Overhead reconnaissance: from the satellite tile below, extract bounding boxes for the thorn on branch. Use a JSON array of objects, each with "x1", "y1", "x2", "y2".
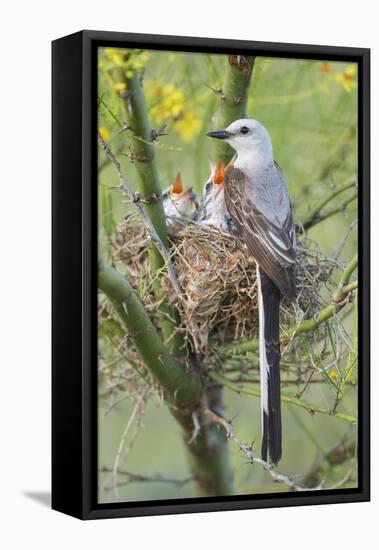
[
  {"x1": 151, "y1": 124, "x2": 168, "y2": 141},
  {"x1": 188, "y1": 412, "x2": 201, "y2": 444},
  {"x1": 233, "y1": 96, "x2": 245, "y2": 106},
  {"x1": 228, "y1": 55, "x2": 253, "y2": 78},
  {"x1": 131, "y1": 191, "x2": 162, "y2": 205},
  {"x1": 121, "y1": 147, "x2": 152, "y2": 163},
  {"x1": 205, "y1": 84, "x2": 226, "y2": 102},
  {"x1": 202, "y1": 407, "x2": 341, "y2": 492},
  {"x1": 119, "y1": 122, "x2": 134, "y2": 133}
]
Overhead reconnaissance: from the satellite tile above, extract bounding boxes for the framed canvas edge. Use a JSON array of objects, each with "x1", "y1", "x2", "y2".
[{"x1": 53, "y1": 30, "x2": 370, "y2": 521}]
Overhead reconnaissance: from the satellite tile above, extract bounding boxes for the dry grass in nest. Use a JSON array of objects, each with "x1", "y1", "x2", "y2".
[{"x1": 112, "y1": 214, "x2": 341, "y2": 358}]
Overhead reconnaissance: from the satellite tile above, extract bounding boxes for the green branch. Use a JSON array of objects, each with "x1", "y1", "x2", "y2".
[
  {"x1": 209, "y1": 371, "x2": 357, "y2": 425},
  {"x1": 301, "y1": 435, "x2": 356, "y2": 487},
  {"x1": 119, "y1": 72, "x2": 167, "y2": 242},
  {"x1": 333, "y1": 255, "x2": 358, "y2": 301},
  {"x1": 98, "y1": 260, "x2": 200, "y2": 404},
  {"x1": 213, "y1": 55, "x2": 255, "y2": 164},
  {"x1": 98, "y1": 133, "x2": 182, "y2": 297},
  {"x1": 111, "y1": 66, "x2": 184, "y2": 355},
  {"x1": 99, "y1": 261, "x2": 234, "y2": 496},
  {"x1": 220, "y1": 256, "x2": 358, "y2": 355},
  {"x1": 302, "y1": 181, "x2": 357, "y2": 230}
]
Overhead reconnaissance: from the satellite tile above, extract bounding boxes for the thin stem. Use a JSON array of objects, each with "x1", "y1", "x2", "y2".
[
  {"x1": 100, "y1": 466, "x2": 194, "y2": 491},
  {"x1": 98, "y1": 133, "x2": 182, "y2": 297},
  {"x1": 302, "y1": 181, "x2": 357, "y2": 230},
  {"x1": 203, "y1": 408, "x2": 322, "y2": 491},
  {"x1": 209, "y1": 371, "x2": 357, "y2": 425},
  {"x1": 219, "y1": 257, "x2": 358, "y2": 355},
  {"x1": 301, "y1": 435, "x2": 356, "y2": 487}
]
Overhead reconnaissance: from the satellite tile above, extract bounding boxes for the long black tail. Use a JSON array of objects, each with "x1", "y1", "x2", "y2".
[{"x1": 257, "y1": 266, "x2": 282, "y2": 464}]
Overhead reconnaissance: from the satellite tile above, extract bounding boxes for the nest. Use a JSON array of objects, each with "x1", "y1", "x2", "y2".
[{"x1": 112, "y1": 214, "x2": 341, "y2": 357}]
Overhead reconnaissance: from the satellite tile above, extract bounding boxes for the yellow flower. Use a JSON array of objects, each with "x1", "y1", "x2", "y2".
[
  {"x1": 329, "y1": 370, "x2": 337, "y2": 379},
  {"x1": 132, "y1": 51, "x2": 150, "y2": 70},
  {"x1": 174, "y1": 111, "x2": 201, "y2": 142},
  {"x1": 345, "y1": 64, "x2": 357, "y2": 78},
  {"x1": 318, "y1": 62, "x2": 333, "y2": 73},
  {"x1": 149, "y1": 83, "x2": 186, "y2": 124},
  {"x1": 162, "y1": 83, "x2": 176, "y2": 95},
  {"x1": 99, "y1": 127, "x2": 110, "y2": 141},
  {"x1": 335, "y1": 64, "x2": 357, "y2": 92},
  {"x1": 103, "y1": 48, "x2": 150, "y2": 75},
  {"x1": 114, "y1": 82, "x2": 126, "y2": 92},
  {"x1": 146, "y1": 81, "x2": 200, "y2": 142},
  {"x1": 104, "y1": 48, "x2": 125, "y2": 67}
]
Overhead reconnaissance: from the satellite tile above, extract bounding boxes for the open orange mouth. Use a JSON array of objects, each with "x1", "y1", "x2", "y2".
[
  {"x1": 212, "y1": 161, "x2": 225, "y2": 186},
  {"x1": 171, "y1": 173, "x2": 184, "y2": 195}
]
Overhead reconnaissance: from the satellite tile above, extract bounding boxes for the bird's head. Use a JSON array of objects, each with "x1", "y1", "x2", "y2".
[
  {"x1": 166, "y1": 173, "x2": 195, "y2": 202},
  {"x1": 207, "y1": 119, "x2": 273, "y2": 162},
  {"x1": 163, "y1": 173, "x2": 198, "y2": 221},
  {"x1": 203, "y1": 160, "x2": 225, "y2": 196}
]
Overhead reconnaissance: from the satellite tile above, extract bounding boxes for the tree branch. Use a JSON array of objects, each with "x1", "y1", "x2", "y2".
[
  {"x1": 203, "y1": 408, "x2": 322, "y2": 491},
  {"x1": 208, "y1": 372, "x2": 356, "y2": 424},
  {"x1": 301, "y1": 435, "x2": 356, "y2": 487},
  {"x1": 302, "y1": 181, "x2": 357, "y2": 230},
  {"x1": 98, "y1": 133, "x2": 182, "y2": 297},
  {"x1": 100, "y1": 466, "x2": 194, "y2": 491},
  {"x1": 220, "y1": 256, "x2": 358, "y2": 354},
  {"x1": 111, "y1": 64, "x2": 184, "y2": 355},
  {"x1": 98, "y1": 260, "x2": 201, "y2": 404},
  {"x1": 100, "y1": 58, "x2": 236, "y2": 498},
  {"x1": 213, "y1": 55, "x2": 255, "y2": 165}
]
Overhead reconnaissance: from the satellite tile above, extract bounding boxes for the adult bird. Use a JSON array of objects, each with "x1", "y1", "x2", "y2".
[{"x1": 207, "y1": 119, "x2": 296, "y2": 464}]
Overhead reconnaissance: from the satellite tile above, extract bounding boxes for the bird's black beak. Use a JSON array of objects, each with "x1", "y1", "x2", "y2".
[{"x1": 207, "y1": 130, "x2": 232, "y2": 140}]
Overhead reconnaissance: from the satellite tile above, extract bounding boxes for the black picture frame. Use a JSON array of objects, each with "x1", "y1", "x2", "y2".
[{"x1": 52, "y1": 30, "x2": 370, "y2": 520}]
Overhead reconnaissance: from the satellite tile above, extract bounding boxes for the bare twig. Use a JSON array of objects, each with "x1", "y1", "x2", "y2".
[
  {"x1": 100, "y1": 466, "x2": 194, "y2": 491},
  {"x1": 302, "y1": 435, "x2": 356, "y2": 487},
  {"x1": 208, "y1": 371, "x2": 356, "y2": 424},
  {"x1": 112, "y1": 388, "x2": 148, "y2": 498},
  {"x1": 302, "y1": 181, "x2": 357, "y2": 231},
  {"x1": 203, "y1": 408, "x2": 320, "y2": 491},
  {"x1": 98, "y1": 133, "x2": 183, "y2": 297},
  {"x1": 220, "y1": 257, "x2": 358, "y2": 356},
  {"x1": 188, "y1": 412, "x2": 201, "y2": 444},
  {"x1": 203, "y1": 408, "x2": 355, "y2": 492}
]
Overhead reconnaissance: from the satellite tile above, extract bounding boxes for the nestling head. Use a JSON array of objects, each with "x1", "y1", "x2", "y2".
[
  {"x1": 207, "y1": 119, "x2": 273, "y2": 168},
  {"x1": 203, "y1": 160, "x2": 225, "y2": 196},
  {"x1": 163, "y1": 173, "x2": 198, "y2": 223}
]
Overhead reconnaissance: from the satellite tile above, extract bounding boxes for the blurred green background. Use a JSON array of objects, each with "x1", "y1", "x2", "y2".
[{"x1": 98, "y1": 49, "x2": 358, "y2": 503}]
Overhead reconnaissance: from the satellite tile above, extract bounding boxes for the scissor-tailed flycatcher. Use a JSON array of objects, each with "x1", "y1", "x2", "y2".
[
  {"x1": 163, "y1": 173, "x2": 198, "y2": 225},
  {"x1": 208, "y1": 119, "x2": 296, "y2": 464}
]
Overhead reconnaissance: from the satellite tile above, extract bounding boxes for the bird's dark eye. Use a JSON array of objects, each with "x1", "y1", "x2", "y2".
[
  {"x1": 240, "y1": 126, "x2": 249, "y2": 135},
  {"x1": 205, "y1": 181, "x2": 212, "y2": 192},
  {"x1": 162, "y1": 192, "x2": 168, "y2": 200}
]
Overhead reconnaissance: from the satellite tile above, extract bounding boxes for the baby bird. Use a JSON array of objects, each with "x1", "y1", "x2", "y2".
[
  {"x1": 197, "y1": 160, "x2": 234, "y2": 232},
  {"x1": 163, "y1": 173, "x2": 198, "y2": 226}
]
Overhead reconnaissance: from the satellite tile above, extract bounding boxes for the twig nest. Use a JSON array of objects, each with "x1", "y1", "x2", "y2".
[
  {"x1": 112, "y1": 214, "x2": 341, "y2": 357},
  {"x1": 167, "y1": 224, "x2": 259, "y2": 353}
]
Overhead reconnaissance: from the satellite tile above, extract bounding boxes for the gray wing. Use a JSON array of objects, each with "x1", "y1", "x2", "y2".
[{"x1": 224, "y1": 163, "x2": 296, "y2": 299}]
